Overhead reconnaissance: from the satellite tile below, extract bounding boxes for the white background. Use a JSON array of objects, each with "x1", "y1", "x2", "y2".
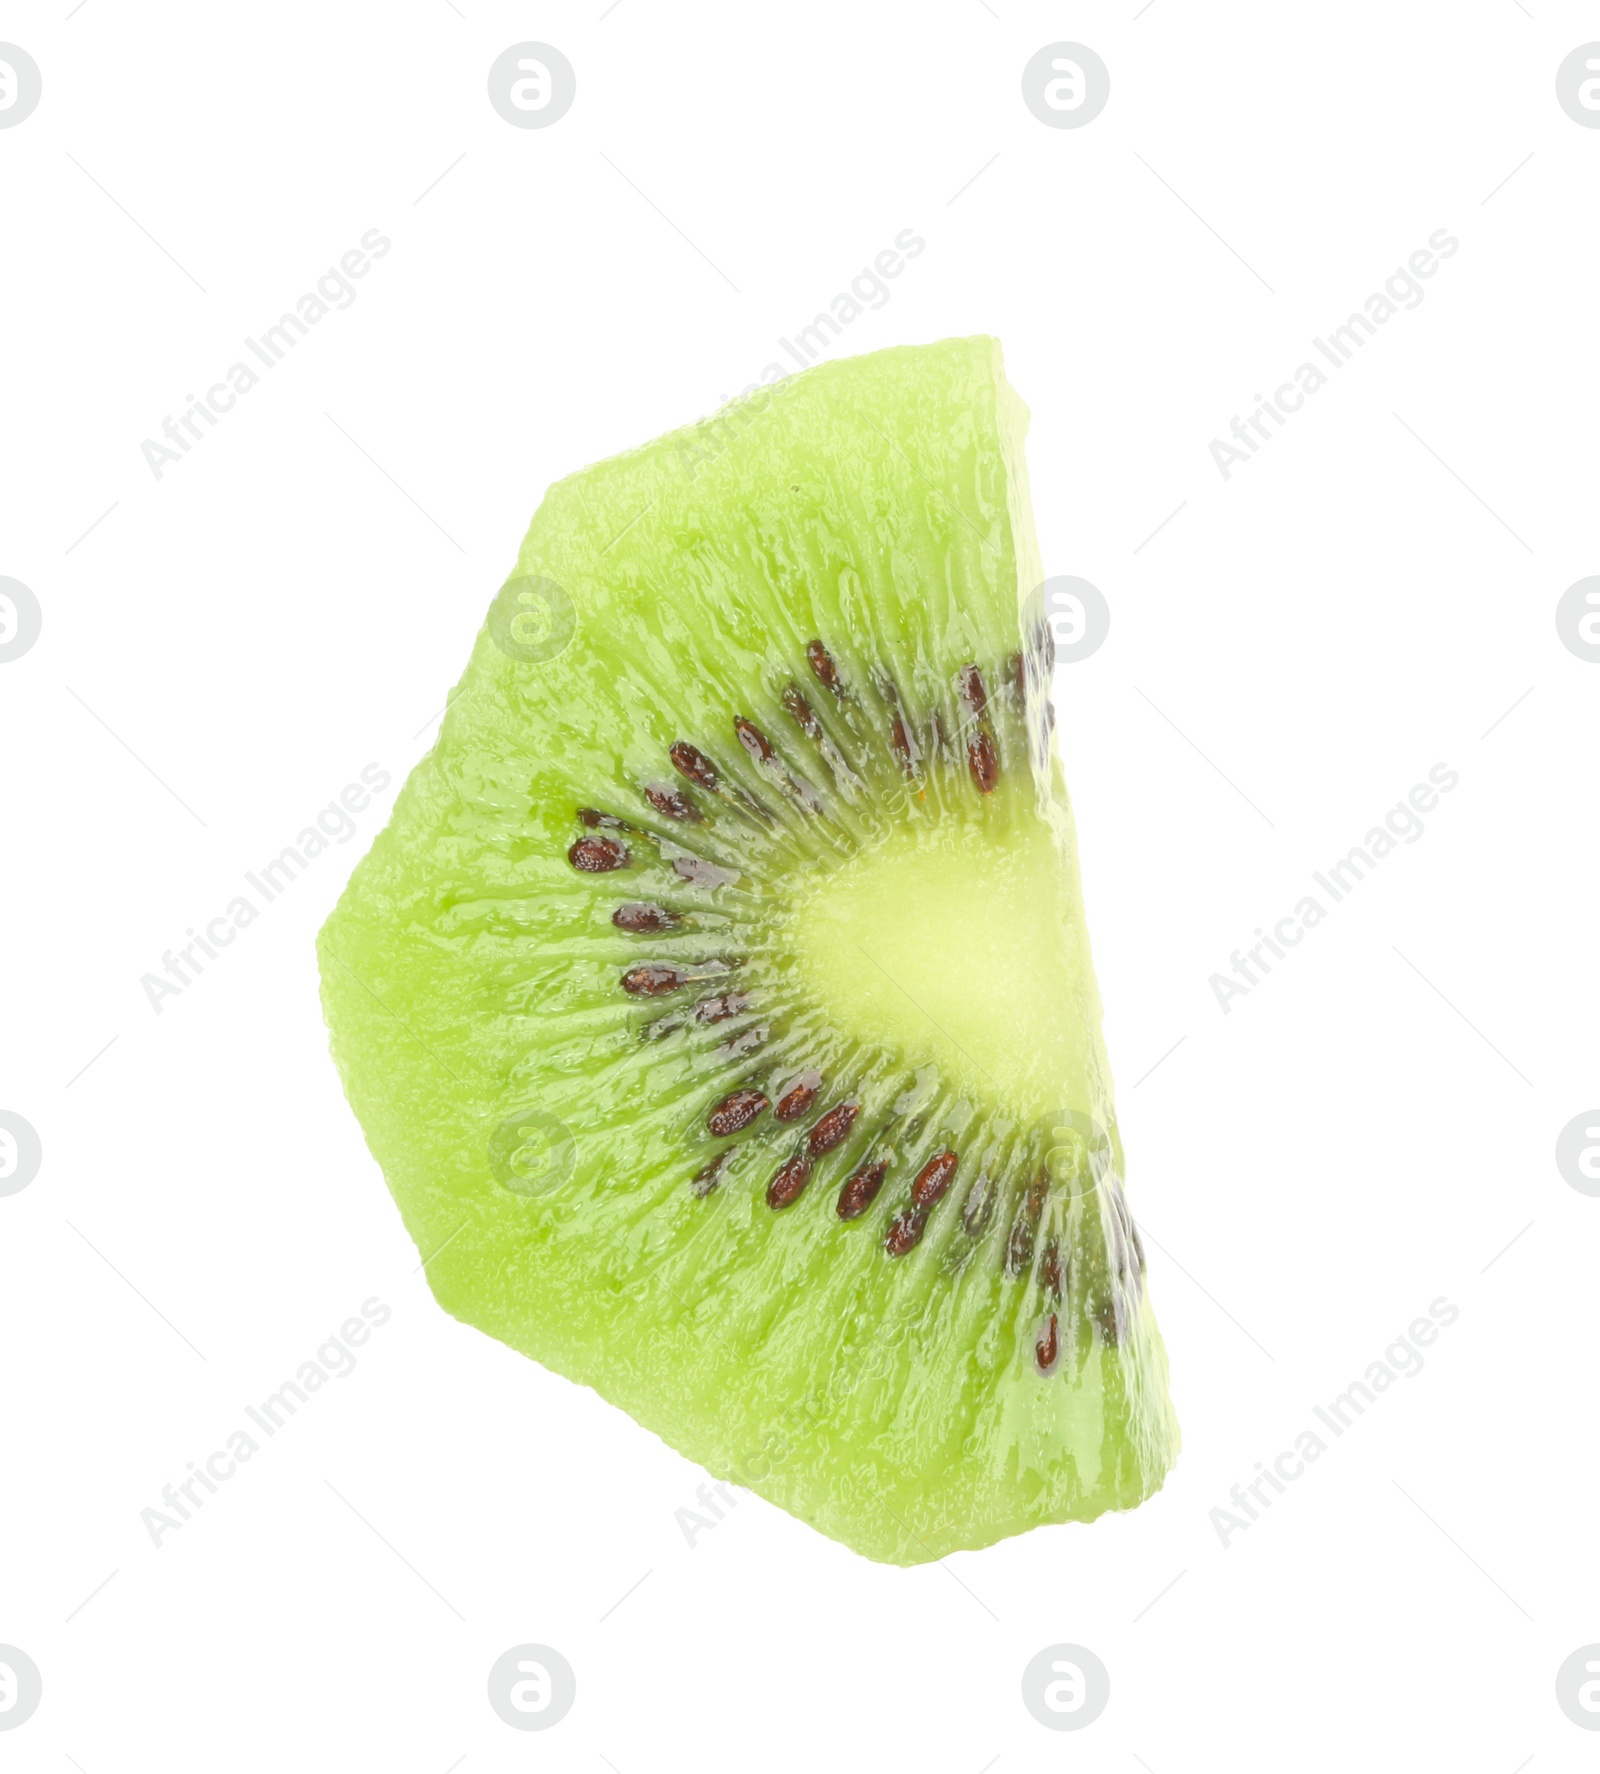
[{"x1": 3, "y1": 3, "x2": 1598, "y2": 1768}]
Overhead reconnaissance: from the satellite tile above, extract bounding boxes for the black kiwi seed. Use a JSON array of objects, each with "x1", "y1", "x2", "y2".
[
  {"x1": 910, "y1": 1149, "x2": 958, "y2": 1208},
  {"x1": 734, "y1": 717, "x2": 776, "y2": 763},
  {"x1": 692, "y1": 1149, "x2": 733, "y2": 1196},
  {"x1": 613, "y1": 902, "x2": 678, "y2": 933},
  {"x1": 836, "y1": 1158, "x2": 888, "y2": 1220},
  {"x1": 670, "y1": 742, "x2": 720, "y2": 790},
  {"x1": 958, "y1": 664, "x2": 988, "y2": 721},
  {"x1": 766, "y1": 1152, "x2": 813, "y2": 1210},
  {"x1": 807, "y1": 1100, "x2": 859, "y2": 1156},
  {"x1": 884, "y1": 1205, "x2": 928, "y2": 1256},
  {"x1": 806, "y1": 639, "x2": 846, "y2": 698},
  {"x1": 644, "y1": 784, "x2": 703, "y2": 823},
  {"x1": 622, "y1": 964, "x2": 693, "y2": 996},
  {"x1": 961, "y1": 1171, "x2": 996, "y2": 1237},
  {"x1": 707, "y1": 1087, "x2": 768, "y2": 1138},
  {"x1": 775, "y1": 1070, "x2": 821, "y2": 1123},
  {"x1": 570, "y1": 835, "x2": 629, "y2": 872},
  {"x1": 782, "y1": 684, "x2": 821, "y2": 738},
  {"x1": 693, "y1": 993, "x2": 749, "y2": 1024},
  {"x1": 876, "y1": 676, "x2": 921, "y2": 776},
  {"x1": 967, "y1": 730, "x2": 999, "y2": 794},
  {"x1": 1005, "y1": 1170, "x2": 1049, "y2": 1277}
]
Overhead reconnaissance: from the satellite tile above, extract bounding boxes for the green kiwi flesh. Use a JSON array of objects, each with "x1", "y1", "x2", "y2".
[{"x1": 318, "y1": 336, "x2": 1179, "y2": 1564}]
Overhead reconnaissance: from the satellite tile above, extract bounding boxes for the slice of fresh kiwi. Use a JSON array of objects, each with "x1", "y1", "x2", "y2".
[{"x1": 318, "y1": 336, "x2": 1179, "y2": 1564}]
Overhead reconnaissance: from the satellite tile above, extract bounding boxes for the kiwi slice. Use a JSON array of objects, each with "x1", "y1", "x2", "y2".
[{"x1": 318, "y1": 336, "x2": 1179, "y2": 1564}]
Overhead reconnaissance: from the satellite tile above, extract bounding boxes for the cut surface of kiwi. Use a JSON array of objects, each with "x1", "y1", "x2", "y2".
[{"x1": 318, "y1": 336, "x2": 1179, "y2": 1564}]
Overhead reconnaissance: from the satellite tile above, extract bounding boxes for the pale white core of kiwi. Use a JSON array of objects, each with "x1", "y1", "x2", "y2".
[{"x1": 784, "y1": 811, "x2": 1102, "y2": 1125}]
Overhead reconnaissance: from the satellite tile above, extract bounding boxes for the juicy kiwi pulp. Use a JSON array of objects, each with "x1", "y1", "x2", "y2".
[{"x1": 318, "y1": 336, "x2": 1179, "y2": 1564}]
